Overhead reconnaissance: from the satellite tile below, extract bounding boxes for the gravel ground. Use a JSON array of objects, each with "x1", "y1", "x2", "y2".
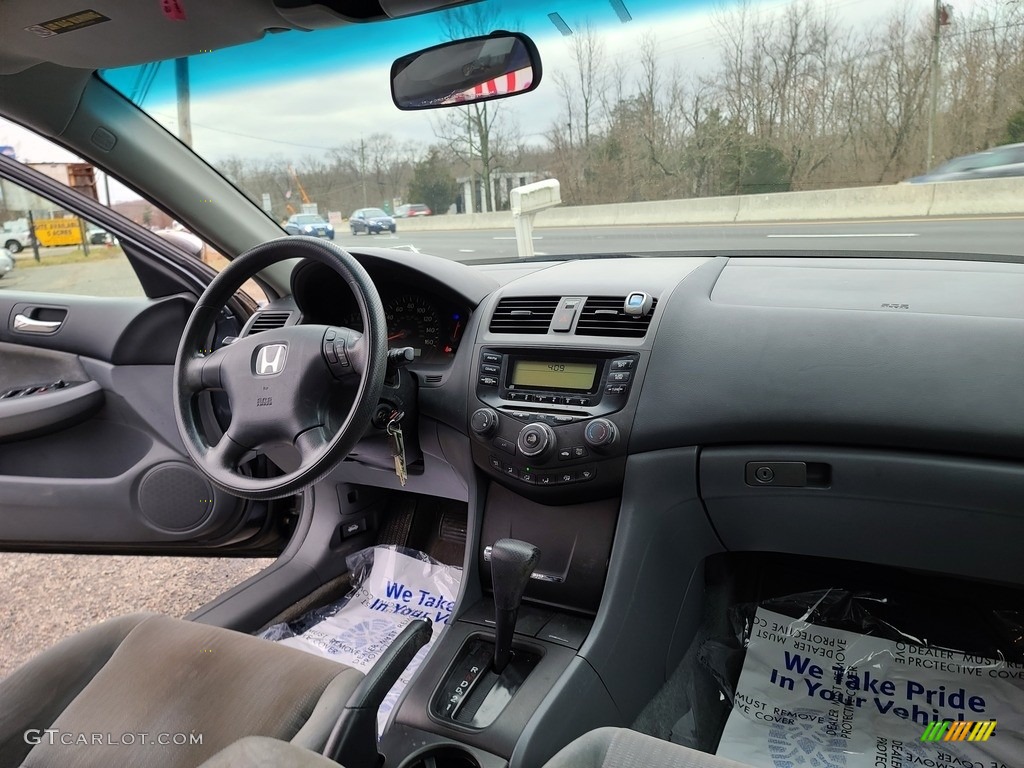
[{"x1": 0, "y1": 554, "x2": 275, "y2": 678}]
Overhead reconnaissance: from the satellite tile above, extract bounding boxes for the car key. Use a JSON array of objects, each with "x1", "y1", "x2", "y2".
[{"x1": 387, "y1": 410, "x2": 408, "y2": 486}]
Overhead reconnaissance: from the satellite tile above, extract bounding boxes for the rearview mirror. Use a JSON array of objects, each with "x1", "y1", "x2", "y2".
[{"x1": 391, "y1": 31, "x2": 541, "y2": 111}]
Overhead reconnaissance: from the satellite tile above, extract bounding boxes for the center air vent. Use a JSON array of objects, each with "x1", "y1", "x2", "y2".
[
  {"x1": 489, "y1": 297, "x2": 560, "y2": 334},
  {"x1": 246, "y1": 311, "x2": 292, "y2": 335},
  {"x1": 575, "y1": 296, "x2": 658, "y2": 338}
]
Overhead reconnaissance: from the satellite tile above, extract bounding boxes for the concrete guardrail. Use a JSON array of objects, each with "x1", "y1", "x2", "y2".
[{"x1": 395, "y1": 176, "x2": 1024, "y2": 232}]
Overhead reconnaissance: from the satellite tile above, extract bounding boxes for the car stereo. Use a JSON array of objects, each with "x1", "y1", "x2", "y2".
[
  {"x1": 471, "y1": 348, "x2": 639, "y2": 495},
  {"x1": 476, "y1": 348, "x2": 635, "y2": 415}
]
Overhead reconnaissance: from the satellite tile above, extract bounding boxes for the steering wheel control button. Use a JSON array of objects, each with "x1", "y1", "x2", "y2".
[
  {"x1": 326, "y1": 330, "x2": 336, "y2": 341},
  {"x1": 471, "y1": 408, "x2": 499, "y2": 437},
  {"x1": 584, "y1": 418, "x2": 618, "y2": 449},
  {"x1": 517, "y1": 423, "x2": 554, "y2": 458}
]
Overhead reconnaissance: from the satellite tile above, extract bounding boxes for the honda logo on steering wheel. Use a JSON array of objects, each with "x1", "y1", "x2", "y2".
[{"x1": 255, "y1": 343, "x2": 287, "y2": 376}]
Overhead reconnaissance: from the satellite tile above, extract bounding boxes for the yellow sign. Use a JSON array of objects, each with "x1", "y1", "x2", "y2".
[{"x1": 34, "y1": 218, "x2": 83, "y2": 247}]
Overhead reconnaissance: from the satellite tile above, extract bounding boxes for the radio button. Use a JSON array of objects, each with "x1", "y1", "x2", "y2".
[
  {"x1": 553, "y1": 416, "x2": 575, "y2": 424},
  {"x1": 479, "y1": 375, "x2": 498, "y2": 387},
  {"x1": 605, "y1": 384, "x2": 628, "y2": 396},
  {"x1": 493, "y1": 437, "x2": 516, "y2": 455},
  {"x1": 482, "y1": 352, "x2": 502, "y2": 364},
  {"x1": 607, "y1": 371, "x2": 632, "y2": 383},
  {"x1": 481, "y1": 363, "x2": 501, "y2": 375},
  {"x1": 611, "y1": 359, "x2": 634, "y2": 370},
  {"x1": 517, "y1": 423, "x2": 555, "y2": 459}
]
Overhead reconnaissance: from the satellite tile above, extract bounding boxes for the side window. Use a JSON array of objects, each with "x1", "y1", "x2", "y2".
[
  {"x1": 0, "y1": 174, "x2": 145, "y2": 298},
  {"x1": 1, "y1": 120, "x2": 266, "y2": 303}
]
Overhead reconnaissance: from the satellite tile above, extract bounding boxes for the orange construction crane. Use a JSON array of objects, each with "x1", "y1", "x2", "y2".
[{"x1": 289, "y1": 166, "x2": 311, "y2": 205}]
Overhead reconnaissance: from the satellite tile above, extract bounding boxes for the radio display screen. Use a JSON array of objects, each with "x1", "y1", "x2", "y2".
[{"x1": 510, "y1": 359, "x2": 598, "y2": 391}]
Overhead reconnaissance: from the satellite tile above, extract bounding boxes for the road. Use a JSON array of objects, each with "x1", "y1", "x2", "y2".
[
  {"x1": 3, "y1": 217, "x2": 1022, "y2": 298},
  {"x1": 337, "y1": 216, "x2": 1024, "y2": 262}
]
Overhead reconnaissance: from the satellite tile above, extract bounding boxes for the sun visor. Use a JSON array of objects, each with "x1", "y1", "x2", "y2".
[{"x1": 274, "y1": 0, "x2": 481, "y2": 29}]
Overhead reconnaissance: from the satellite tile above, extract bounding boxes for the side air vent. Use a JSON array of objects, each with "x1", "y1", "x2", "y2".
[
  {"x1": 489, "y1": 296, "x2": 560, "y2": 334},
  {"x1": 246, "y1": 311, "x2": 292, "y2": 335},
  {"x1": 575, "y1": 296, "x2": 658, "y2": 338}
]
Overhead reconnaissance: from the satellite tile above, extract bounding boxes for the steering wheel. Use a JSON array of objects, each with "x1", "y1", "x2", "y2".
[{"x1": 173, "y1": 237, "x2": 387, "y2": 500}]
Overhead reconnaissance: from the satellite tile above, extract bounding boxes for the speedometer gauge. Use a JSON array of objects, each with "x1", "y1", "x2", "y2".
[{"x1": 385, "y1": 295, "x2": 442, "y2": 362}]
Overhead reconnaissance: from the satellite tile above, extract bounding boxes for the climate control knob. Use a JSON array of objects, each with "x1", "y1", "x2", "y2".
[
  {"x1": 517, "y1": 422, "x2": 555, "y2": 459},
  {"x1": 470, "y1": 408, "x2": 499, "y2": 438},
  {"x1": 584, "y1": 418, "x2": 618, "y2": 450}
]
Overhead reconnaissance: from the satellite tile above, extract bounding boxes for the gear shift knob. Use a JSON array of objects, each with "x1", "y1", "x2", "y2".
[{"x1": 489, "y1": 538, "x2": 540, "y2": 672}]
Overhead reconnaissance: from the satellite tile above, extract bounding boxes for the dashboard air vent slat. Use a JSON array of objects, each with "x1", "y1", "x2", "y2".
[
  {"x1": 575, "y1": 297, "x2": 657, "y2": 338},
  {"x1": 246, "y1": 311, "x2": 293, "y2": 335},
  {"x1": 489, "y1": 296, "x2": 560, "y2": 334}
]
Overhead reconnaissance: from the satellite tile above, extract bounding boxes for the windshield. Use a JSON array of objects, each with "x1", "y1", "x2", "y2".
[
  {"x1": 102, "y1": 0, "x2": 1024, "y2": 262},
  {"x1": 291, "y1": 214, "x2": 327, "y2": 224}
]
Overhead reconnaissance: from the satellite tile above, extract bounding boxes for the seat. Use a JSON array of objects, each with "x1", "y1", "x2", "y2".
[
  {"x1": 195, "y1": 727, "x2": 759, "y2": 767},
  {"x1": 0, "y1": 613, "x2": 362, "y2": 768},
  {"x1": 543, "y1": 728, "x2": 756, "y2": 768}
]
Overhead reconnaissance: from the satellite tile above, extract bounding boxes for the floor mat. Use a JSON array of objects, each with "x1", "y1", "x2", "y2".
[{"x1": 261, "y1": 545, "x2": 462, "y2": 737}]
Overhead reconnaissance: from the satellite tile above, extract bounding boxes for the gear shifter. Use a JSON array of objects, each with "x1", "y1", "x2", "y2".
[{"x1": 489, "y1": 538, "x2": 541, "y2": 673}]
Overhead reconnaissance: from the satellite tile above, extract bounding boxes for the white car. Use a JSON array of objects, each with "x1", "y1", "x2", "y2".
[
  {"x1": 0, "y1": 246, "x2": 14, "y2": 278},
  {"x1": 2, "y1": 224, "x2": 32, "y2": 254}
]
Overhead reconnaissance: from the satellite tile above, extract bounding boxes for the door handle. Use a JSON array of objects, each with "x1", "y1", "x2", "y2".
[{"x1": 13, "y1": 313, "x2": 63, "y2": 333}]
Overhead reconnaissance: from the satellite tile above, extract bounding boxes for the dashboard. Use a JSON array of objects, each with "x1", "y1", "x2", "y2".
[{"x1": 290, "y1": 258, "x2": 470, "y2": 365}]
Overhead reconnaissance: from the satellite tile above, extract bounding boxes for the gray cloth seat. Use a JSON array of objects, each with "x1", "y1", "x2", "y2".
[
  {"x1": 543, "y1": 728, "x2": 757, "y2": 768},
  {"x1": 197, "y1": 726, "x2": 759, "y2": 767},
  {"x1": 0, "y1": 613, "x2": 362, "y2": 768}
]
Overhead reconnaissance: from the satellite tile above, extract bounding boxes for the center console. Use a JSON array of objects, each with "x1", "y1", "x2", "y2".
[{"x1": 380, "y1": 283, "x2": 664, "y2": 767}]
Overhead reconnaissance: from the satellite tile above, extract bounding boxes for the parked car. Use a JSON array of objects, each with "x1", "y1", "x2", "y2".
[
  {"x1": 349, "y1": 207, "x2": 396, "y2": 234},
  {"x1": 1, "y1": 223, "x2": 33, "y2": 253},
  {"x1": 283, "y1": 213, "x2": 334, "y2": 239},
  {"x1": 904, "y1": 142, "x2": 1024, "y2": 183},
  {"x1": 87, "y1": 226, "x2": 110, "y2": 244},
  {"x1": 0, "y1": 246, "x2": 14, "y2": 278},
  {"x1": 394, "y1": 203, "x2": 431, "y2": 218}
]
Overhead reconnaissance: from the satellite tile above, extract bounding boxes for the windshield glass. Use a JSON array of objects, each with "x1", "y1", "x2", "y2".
[
  {"x1": 291, "y1": 214, "x2": 326, "y2": 224},
  {"x1": 102, "y1": 0, "x2": 1024, "y2": 262}
]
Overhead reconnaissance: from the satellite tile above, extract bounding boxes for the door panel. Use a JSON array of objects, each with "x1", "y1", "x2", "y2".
[{"x1": 0, "y1": 308, "x2": 266, "y2": 550}]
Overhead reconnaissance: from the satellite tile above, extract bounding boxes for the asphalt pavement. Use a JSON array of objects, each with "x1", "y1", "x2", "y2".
[
  {"x1": 337, "y1": 217, "x2": 1024, "y2": 262},
  {"x1": 3, "y1": 217, "x2": 1022, "y2": 299}
]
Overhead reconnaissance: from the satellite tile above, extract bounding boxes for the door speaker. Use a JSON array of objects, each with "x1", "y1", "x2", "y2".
[{"x1": 138, "y1": 463, "x2": 215, "y2": 532}]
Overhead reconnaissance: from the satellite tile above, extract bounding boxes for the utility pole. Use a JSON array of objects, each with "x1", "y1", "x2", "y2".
[
  {"x1": 175, "y1": 58, "x2": 193, "y2": 148},
  {"x1": 925, "y1": 0, "x2": 947, "y2": 171},
  {"x1": 359, "y1": 138, "x2": 368, "y2": 207}
]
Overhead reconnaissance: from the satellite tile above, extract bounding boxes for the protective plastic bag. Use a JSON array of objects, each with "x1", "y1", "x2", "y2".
[
  {"x1": 705, "y1": 589, "x2": 1024, "y2": 767},
  {"x1": 260, "y1": 545, "x2": 462, "y2": 737}
]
